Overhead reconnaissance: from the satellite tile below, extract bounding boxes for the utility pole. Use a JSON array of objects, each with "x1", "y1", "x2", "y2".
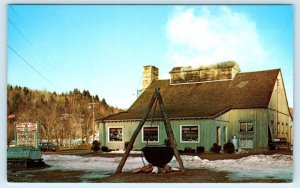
[
  {"x1": 62, "y1": 113, "x2": 72, "y2": 147},
  {"x1": 80, "y1": 113, "x2": 85, "y2": 143},
  {"x1": 88, "y1": 101, "x2": 99, "y2": 141}
]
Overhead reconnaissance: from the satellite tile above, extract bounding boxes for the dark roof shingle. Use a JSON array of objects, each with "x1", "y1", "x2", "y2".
[{"x1": 103, "y1": 69, "x2": 280, "y2": 121}]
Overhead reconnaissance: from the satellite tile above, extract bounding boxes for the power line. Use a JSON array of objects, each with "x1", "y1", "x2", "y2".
[
  {"x1": 8, "y1": 18, "x2": 66, "y2": 78},
  {"x1": 9, "y1": 6, "x2": 22, "y2": 21},
  {"x1": 8, "y1": 44, "x2": 60, "y2": 90},
  {"x1": 8, "y1": 7, "x2": 67, "y2": 80},
  {"x1": 8, "y1": 19, "x2": 45, "y2": 70},
  {"x1": 280, "y1": 14, "x2": 292, "y2": 35},
  {"x1": 8, "y1": 18, "x2": 51, "y2": 72}
]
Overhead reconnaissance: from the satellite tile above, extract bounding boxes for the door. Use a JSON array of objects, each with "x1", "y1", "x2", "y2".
[{"x1": 216, "y1": 127, "x2": 221, "y2": 145}]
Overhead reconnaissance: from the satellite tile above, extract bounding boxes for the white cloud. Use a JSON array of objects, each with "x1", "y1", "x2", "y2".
[{"x1": 166, "y1": 6, "x2": 268, "y2": 68}]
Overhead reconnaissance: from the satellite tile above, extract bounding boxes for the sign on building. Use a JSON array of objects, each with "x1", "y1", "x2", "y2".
[{"x1": 14, "y1": 122, "x2": 39, "y2": 148}]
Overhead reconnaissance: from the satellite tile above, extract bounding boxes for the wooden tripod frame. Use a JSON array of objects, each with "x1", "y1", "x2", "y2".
[{"x1": 115, "y1": 87, "x2": 186, "y2": 174}]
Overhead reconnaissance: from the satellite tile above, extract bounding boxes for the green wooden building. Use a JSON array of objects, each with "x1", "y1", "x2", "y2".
[{"x1": 98, "y1": 61, "x2": 292, "y2": 151}]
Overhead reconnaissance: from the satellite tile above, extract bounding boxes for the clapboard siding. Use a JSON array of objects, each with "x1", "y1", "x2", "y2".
[
  {"x1": 100, "y1": 107, "x2": 290, "y2": 151},
  {"x1": 228, "y1": 109, "x2": 269, "y2": 150},
  {"x1": 268, "y1": 72, "x2": 290, "y2": 115},
  {"x1": 268, "y1": 71, "x2": 291, "y2": 139},
  {"x1": 100, "y1": 119, "x2": 229, "y2": 151}
]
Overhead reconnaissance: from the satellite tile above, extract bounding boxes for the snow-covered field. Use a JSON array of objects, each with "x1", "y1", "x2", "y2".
[
  {"x1": 171, "y1": 154, "x2": 293, "y2": 181},
  {"x1": 42, "y1": 154, "x2": 293, "y2": 181},
  {"x1": 42, "y1": 154, "x2": 147, "y2": 180}
]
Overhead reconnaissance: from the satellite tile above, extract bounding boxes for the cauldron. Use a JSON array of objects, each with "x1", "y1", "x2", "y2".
[{"x1": 142, "y1": 146, "x2": 174, "y2": 167}]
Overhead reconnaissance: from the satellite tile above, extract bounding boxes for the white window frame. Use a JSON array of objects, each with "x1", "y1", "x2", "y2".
[
  {"x1": 239, "y1": 139, "x2": 254, "y2": 149},
  {"x1": 180, "y1": 125, "x2": 200, "y2": 143},
  {"x1": 107, "y1": 126, "x2": 124, "y2": 142},
  {"x1": 240, "y1": 121, "x2": 254, "y2": 132},
  {"x1": 142, "y1": 125, "x2": 159, "y2": 143}
]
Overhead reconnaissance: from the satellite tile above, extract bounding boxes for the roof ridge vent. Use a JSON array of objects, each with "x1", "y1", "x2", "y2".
[{"x1": 169, "y1": 61, "x2": 240, "y2": 84}]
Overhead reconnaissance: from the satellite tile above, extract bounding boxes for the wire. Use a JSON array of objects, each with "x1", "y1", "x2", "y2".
[
  {"x1": 8, "y1": 18, "x2": 47, "y2": 71},
  {"x1": 9, "y1": 6, "x2": 22, "y2": 21},
  {"x1": 279, "y1": 14, "x2": 292, "y2": 35},
  {"x1": 8, "y1": 7, "x2": 68, "y2": 82},
  {"x1": 8, "y1": 44, "x2": 60, "y2": 90},
  {"x1": 8, "y1": 19, "x2": 33, "y2": 46},
  {"x1": 7, "y1": 18, "x2": 66, "y2": 79}
]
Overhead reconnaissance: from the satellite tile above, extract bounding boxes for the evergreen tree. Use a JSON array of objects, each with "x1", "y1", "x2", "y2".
[
  {"x1": 23, "y1": 87, "x2": 30, "y2": 96},
  {"x1": 102, "y1": 98, "x2": 107, "y2": 106},
  {"x1": 94, "y1": 95, "x2": 100, "y2": 101},
  {"x1": 7, "y1": 85, "x2": 122, "y2": 146}
]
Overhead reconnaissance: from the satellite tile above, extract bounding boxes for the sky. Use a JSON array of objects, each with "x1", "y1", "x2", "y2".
[{"x1": 7, "y1": 5, "x2": 293, "y2": 109}]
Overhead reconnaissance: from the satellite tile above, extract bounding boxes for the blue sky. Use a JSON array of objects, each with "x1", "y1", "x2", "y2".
[{"x1": 7, "y1": 5, "x2": 293, "y2": 109}]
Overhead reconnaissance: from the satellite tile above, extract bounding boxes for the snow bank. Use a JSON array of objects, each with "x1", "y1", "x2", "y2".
[
  {"x1": 169, "y1": 154, "x2": 293, "y2": 180},
  {"x1": 42, "y1": 154, "x2": 148, "y2": 173},
  {"x1": 41, "y1": 154, "x2": 292, "y2": 181},
  {"x1": 42, "y1": 154, "x2": 149, "y2": 182}
]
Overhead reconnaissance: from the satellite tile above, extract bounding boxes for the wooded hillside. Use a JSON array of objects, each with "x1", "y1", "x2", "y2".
[{"x1": 7, "y1": 85, "x2": 122, "y2": 146}]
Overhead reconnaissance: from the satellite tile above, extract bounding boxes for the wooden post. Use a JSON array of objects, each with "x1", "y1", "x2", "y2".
[
  {"x1": 115, "y1": 90, "x2": 157, "y2": 174},
  {"x1": 115, "y1": 87, "x2": 186, "y2": 174},
  {"x1": 156, "y1": 88, "x2": 186, "y2": 173}
]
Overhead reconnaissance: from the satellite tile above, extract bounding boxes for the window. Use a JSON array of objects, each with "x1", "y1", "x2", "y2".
[
  {"x1": 142, "y1": 126, "x2": 159, "y2": 142},
  {"x1": 239, "y1": 139, "x2": 253, "y2": 148},
  {"x1": 180, "y1": 125, "x2": 199, "y2": 142},
  {"x1": 109, "y1": 127, "x2": 123, "y2": 142},
  {"x1": 240, "y1": 122, "x2": 254, "y2": 132}
]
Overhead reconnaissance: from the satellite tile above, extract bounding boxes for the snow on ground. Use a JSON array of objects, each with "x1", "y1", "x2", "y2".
[
  {"x1": 41, "y1": 154, "x2": 292, "y2": 181},
  {"x1": 42, "y1": 154, "x2": 147, "y2": 172},
  {"x1": 169, "y1": 154, "x2": 293, "y2": 181},
  {"x1": 41, "y1": 154, "x2": 148, "y2": 180}
]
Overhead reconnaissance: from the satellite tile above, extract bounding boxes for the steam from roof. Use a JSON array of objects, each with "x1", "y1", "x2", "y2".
[{"x1": 170, "y1": 61, "x2": 240, "y2": 73}]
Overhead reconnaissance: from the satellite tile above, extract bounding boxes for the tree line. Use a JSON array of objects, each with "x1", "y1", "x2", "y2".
[{"x1": 7, "y1": 85, "x2": 122, "y2": 146}]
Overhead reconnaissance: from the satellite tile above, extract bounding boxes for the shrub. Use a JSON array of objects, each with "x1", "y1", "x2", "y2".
[
  {"x1": 223, "y1": 142, "x2": 235, "y2": 154},
  {"x1": 164, "y1": 139, "x2": 171, "y2": 147},
  {"x1": 91, "y1": 140, "x2": 100, "y2": 152},
  {"x1": 268, "y1": 143, "x2": 277, "y2": 150},
  {"x1": 196, "y1": 146, "x2": 205, "y2": 154},
  {"x1": 210, "y1": 143, "x2": 221, "y2": 153},
  {"x1": 184, "y1": 147, "x2": 196, "y2": 153},
  {"x1": 101, "y1": 146, "x2": 109, "y2": 152}
]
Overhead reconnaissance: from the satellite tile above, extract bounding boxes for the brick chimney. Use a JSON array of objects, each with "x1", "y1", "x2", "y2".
[{"x1": 142, "y1": 65, "x2": 159, "y2": 92}]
